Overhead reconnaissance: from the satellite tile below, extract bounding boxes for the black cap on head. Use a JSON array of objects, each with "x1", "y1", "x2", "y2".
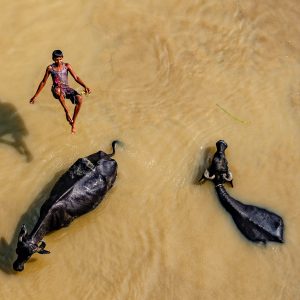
[{"x1": 52, "y1": 49, "x2": 63, "y2": 59}]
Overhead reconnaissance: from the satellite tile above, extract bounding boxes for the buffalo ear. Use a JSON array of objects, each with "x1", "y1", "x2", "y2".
[
  {"x1": 37, "y1": 249, "x2": 51, "y2": 254},
  {"x1": 18, "y1": 224, "x2": 28, "y2": 242}
]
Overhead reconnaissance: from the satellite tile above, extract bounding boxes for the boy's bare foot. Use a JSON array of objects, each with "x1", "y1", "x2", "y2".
[{"x1": 71, "y1": 125, "x2": 76, "y2": 134}]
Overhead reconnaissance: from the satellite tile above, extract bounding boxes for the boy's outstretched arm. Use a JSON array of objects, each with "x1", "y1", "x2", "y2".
[
  {"x1": 67, "y1": 64, "x2": 91, "y2": 94},
  {"x1": 29, "y1": 67, "x2": 51, "y2": 104}
]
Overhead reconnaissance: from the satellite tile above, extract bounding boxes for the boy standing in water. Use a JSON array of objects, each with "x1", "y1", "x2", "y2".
[{"x1": 29, "y1": 50, "x2": 91, "y2": 134}]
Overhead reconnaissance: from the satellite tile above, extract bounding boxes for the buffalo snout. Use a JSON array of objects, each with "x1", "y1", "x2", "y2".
[{"x1": 13, "y1": 260, "x2": 25, "y2": 272}]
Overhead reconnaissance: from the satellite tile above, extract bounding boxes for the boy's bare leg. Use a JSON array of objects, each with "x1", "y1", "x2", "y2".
[
  {"x1": 58, "y1": 94, "x2": 73, "y2": 125},
  {"x1": 71, "y1": 95, "x2": 83, "y2": 134},
  {"x1": 54, "y1": 87, "x2": 73, "y2": 125}
]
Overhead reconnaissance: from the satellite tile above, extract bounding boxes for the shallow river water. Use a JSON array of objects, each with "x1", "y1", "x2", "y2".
[{"x1": 0, "y1": 0, "x2": 300, "y2": 299}]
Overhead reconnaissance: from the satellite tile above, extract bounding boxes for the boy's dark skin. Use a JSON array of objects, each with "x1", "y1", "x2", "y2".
[{"x1": 29, "y1": 55, "x2": 91, "y2": 134}]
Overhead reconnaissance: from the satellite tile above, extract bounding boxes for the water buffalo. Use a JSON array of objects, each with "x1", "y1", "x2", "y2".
[
  {"x1": 201, "y1": 140, "x2": 284, "y2": 244},
  {"x1": 13, "y1": 141, "x2": 120, "y2": 272}
]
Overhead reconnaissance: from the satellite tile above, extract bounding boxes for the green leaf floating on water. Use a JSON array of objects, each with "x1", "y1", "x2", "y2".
[{"x1": 216, "y1": 104, "x2": 249, "y2": 124}]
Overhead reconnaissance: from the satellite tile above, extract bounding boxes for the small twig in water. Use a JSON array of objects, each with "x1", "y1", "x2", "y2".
[{"x1": 216, "y1": 104, "x2": 249, "y2": 124}]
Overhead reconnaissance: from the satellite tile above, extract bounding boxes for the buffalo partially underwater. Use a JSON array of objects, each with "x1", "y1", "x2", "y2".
[
  {"x1": 200, "y1": 140, "x2": 284, "y2": 244},
  {"x1": 13, "y1": 141, "x2": 120, "y2": 272}
]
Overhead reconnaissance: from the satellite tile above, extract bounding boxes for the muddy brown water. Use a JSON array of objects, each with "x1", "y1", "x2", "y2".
[{"x1": 0, "y1": 0, "x2": 300, "y2": 299}]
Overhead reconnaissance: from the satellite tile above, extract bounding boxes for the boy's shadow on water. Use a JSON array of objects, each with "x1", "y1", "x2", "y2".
[
  {"x1": 0, "y1": 171, "x2": 64, "y2": 274},
  {"x1": 0, "y1": 99, "x2": 33, "y2": 162}
]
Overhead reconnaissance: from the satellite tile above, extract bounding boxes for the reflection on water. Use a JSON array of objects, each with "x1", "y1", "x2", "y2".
[
  {"x1": 0, "y1": 0, "x2": 300, "y2": 299},
  {"x1": 0, "y1": 99, "x2": 32, "y2": 162}
]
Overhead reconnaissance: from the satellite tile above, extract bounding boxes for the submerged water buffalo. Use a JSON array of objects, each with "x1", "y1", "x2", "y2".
[
  {"x1": 13, "y1": 141, "x2": 120, "y2": 272},
  {"x1": 200, "y1": 140, "x2": 284, "y2": 244}
]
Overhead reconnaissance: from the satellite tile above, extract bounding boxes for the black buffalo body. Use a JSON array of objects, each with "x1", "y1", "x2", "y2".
[
  {"x1": 201, "y1": 140, "x2": 284, "y2": 244},
  {"x1": 13, "y1": 141, "x2": 119, "y2": 271}
]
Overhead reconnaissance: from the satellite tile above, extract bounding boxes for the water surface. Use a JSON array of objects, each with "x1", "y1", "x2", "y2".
[{"x1": 0, "y1": 0, "x2": 300, "y2": 299}]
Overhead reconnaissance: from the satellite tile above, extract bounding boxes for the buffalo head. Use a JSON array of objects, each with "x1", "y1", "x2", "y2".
[
  {"x1": 202, "y1": 140, "x2": 233, "y2": 186},
  {"x1": 13, "y1": 225, "x2": 50, "y2": 272}
]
